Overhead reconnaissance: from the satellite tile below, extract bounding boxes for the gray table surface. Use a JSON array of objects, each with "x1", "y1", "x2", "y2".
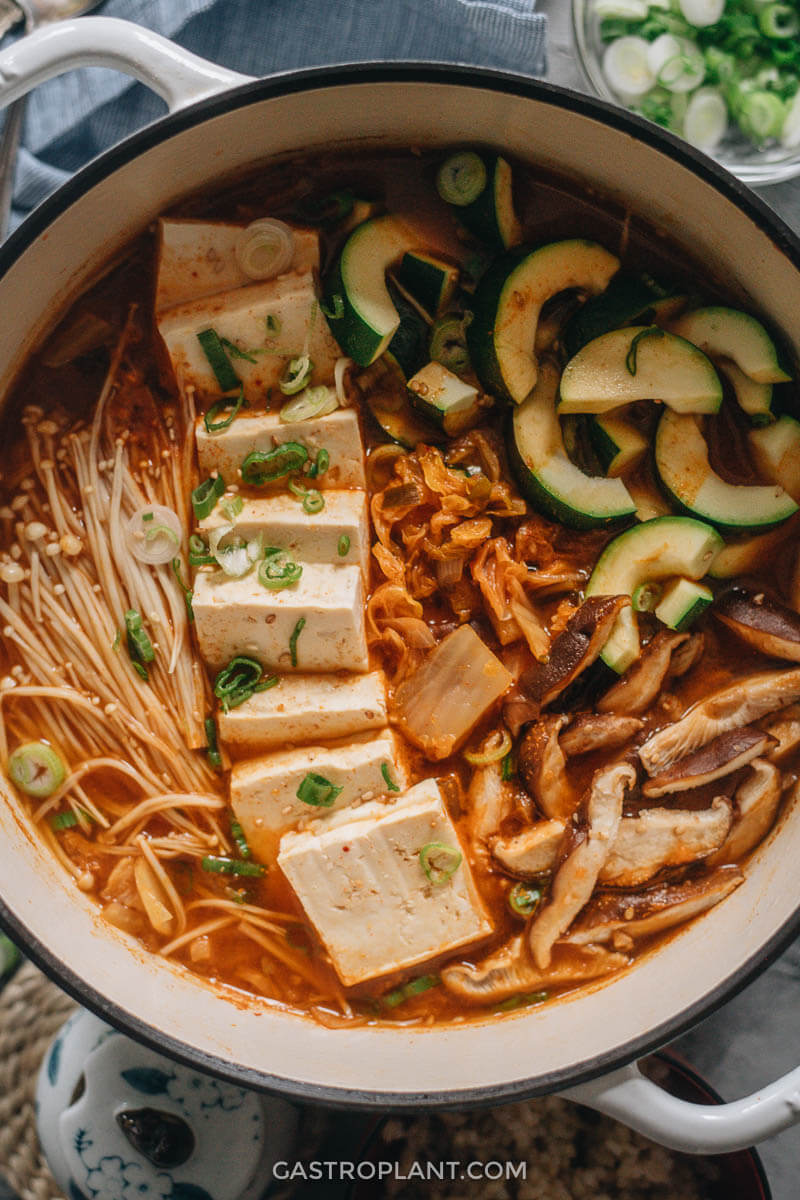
[
  {"x1": 1, "y1": 8, "x2": 799, "y2": 1200},
  {"x1": 543, "y1": 4, "x2": 800, "y2": 1198}
]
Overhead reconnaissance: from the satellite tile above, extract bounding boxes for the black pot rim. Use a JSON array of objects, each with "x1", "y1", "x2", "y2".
[{"x1": 2, "y1": 61, "x2": 800, "y2": 1112}]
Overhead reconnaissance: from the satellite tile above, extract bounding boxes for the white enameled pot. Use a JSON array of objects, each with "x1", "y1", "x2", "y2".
[{"x1": 1, "y1": 18, "x2": 800, "y2": 1156}]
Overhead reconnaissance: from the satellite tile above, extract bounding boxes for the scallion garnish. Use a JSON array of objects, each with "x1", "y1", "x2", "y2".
[
  {"x1": 197, "y1": 328, "x2": 240, "y2": 393},
  {"x1": 145, "y1": 523, "x2": 180, "y2": 546},
  {"x1": 508, "y1": 882, "x2": 542, "y2": 919},
  {"x1": 625, "y1": 326, "x2": 664, "y2": 376},
  {"x1": 265, "y1": 314, "x2": 282, "y2": 335},
  {"x1": 257, "y1": 549, "x2": 303, "y2": 591},
  {"x1": 220, "y1": 337, "x2": 259, "y2": 364},
  {"x1": 240, "y1": 442, "x2": 309, "y2": 485},
  {"x1": 201, "y1": 855, "x2": 266, "y2": 878},
  {"x1": 142, "y1": 511, "x2": 154, "y2": 523},
  {"x1": 125, "y1": 609, "x2": 155, "y2": 680},
  {"x1": 191, "y1": 475, "x2": 225, "y2": 520},
  {"x1": 49, "y1": 807, "x2": 93, "y2": 832},
  {"x1": 381, "y1": 762, "x2": 400, "y2": 793},
  {"x1": 296, "y1": 771, "x2": 343, "y2": 807},
  {"x1": 171, "y1": 558, "x2": 194, "y2": 622},
  {"x1": 279, "y1": 386, "x2": 338, "y2": 424},
  {"x1": 230, "y1": 816, "x2": 251, "y2": 859},
  {"x1": 204, "y1": 385, "x2": 246, "y2": 434},
  {"x1": 112, "y1": 630, "x2": 121, "y2": 652},
  {"x1": 382, "y1": 974, "x2": 440, "y2": 1009},
  {"x1": 279, "y1": 354, "x2": 314, "y2": 396},
  {"x1": 8, "y1": 742, "x2": 66, "y2": 798},
  {"x1": 501, "y1": 751, "x2": 515, "y2": 782},
  {"x1": 436, "y1": 150, "x2": 487, "y2": 206},
  {"x1": 213, "y1": 656, "x2": 278, "y2": 712},
  {"x1": 308, "y1": 448, "x2": 330, "y2": 479},
  {"x1": 338, "y1": 535, "x2": 350, "y2": 557},
  {"x1": 496, "y1": 990, "x2": 548, "y2": 1013},
  {"x1": 419, "y1": 842, "x2": 462, "y2": 886},
  {"x1": 221, "y1": 495, "x2": 243, "y2": 522},
  {"x1": 289, "y1": 616, "x2": 305, "y2": 668},
  {"x1": 321, "y1": 293, "x2": 345, "y2": 320},
  {"x1": 205, "y1": 716, "x2": 222, "y2": 769},
  {"x1": 288, "y1": 479, "x2": 325, "y2": 515},
  {"x1": 188, "y1": 533, "x2": 216, "y2": 566}
]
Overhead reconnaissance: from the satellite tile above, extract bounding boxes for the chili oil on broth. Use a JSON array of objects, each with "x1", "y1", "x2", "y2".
[{"x1": 0, "y1": 145, "x2": 797, "y2": 1029}]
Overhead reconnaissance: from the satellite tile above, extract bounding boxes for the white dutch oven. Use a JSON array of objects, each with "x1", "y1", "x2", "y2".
[{"x1": 1, "y1": 18, "x2": 800, "y2": 1156}]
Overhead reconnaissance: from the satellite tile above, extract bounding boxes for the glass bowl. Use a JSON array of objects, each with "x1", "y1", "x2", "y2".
[{"x1": 571, "y1": 0, "x2": 800, "y2": 185}]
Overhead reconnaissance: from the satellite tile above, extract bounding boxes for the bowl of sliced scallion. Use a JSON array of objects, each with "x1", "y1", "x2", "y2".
[{"x1": 572, "y1": 0, "x2": 800, "y2": 183}]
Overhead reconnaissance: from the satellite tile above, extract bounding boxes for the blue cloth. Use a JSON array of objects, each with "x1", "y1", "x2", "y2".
[{"x1": 4, "y1": 0, "x2": 546, "y2": 230}]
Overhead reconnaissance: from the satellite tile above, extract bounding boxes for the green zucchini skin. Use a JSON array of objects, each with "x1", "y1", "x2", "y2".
[
  {"x1": 655, "y1": 578, "x2": 714, "y2": 631},
  {"x1": 467, "y1": 239, "x2": 621, "y2": 406},
  {"x1": 396, "y1": 251, "x2": 459, "y2": 317},
  {"x1": 562, "y1": 272, "x2": 682, "y2": 360},
  {"x1": 385, "y1": 284, "x2": 429, "y2": 379},
  {"x1": 670, "y1": 306, "x2": 792, "y2": 385},
  {"x1": 455, "y1": 155, "x2": 521, "y2": 250}
]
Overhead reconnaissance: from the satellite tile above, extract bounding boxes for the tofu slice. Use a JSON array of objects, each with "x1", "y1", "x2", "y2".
[
  {"x1": 278, "y1": 778, "x2": 493, "y2": 987},
  {"x1": 195, "y1": 408, "x2": 365, "y2": 491},
  {"x1": 158, "y1": 272, "x2": 340, "y2": 402},
  {"x1": 217, "y1": 671, "x2": 387, "y2": 752},
  {"x1": 200, "y1": 491, "x2": 369, "y2": 581},
  {"x1": 192, "y1": 561, "x2": 368, "y2": 673},
  {"x1": 230, "y1": 730, "x2": 406, "y2": 861},
  {"x1": 155, "y1": 219, "x2": 320, "y2": 312}
]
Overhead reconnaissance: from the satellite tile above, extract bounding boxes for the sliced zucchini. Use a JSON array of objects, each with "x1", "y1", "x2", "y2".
[
  {"x1": 670, "y1": 306, "x2": 791, "y2": 384},
  {"x1": 562, "y1": 272, "x2": 683, "y2": 359},
  {"x1": 559, "y1": 326, "x2": 722, "y2": 415},
  {"x1": 588, "y1": 413, "x2": 649, "y2": 477},
  {"x1": 326, "y1": 216, "x2": 421, "y2": 366},
  {"x1": 655, "y1": 577, "x2": 714, "y2": 631},
  {"x1": 508, "y1": 360, "x2": 636, "y2": 530},
  {"x1": 468, "y1": 240, "x2": 620, "y2": 406},
  {"x1": 385, "y1": 283, "x2": 429, "y2": 379},
  {"x1": 586, "y1": 516, "x2": 723, "y2": 672},
  {"x1": 429, "y1": 314, "x2": 471, "y2": 376},
  {"x1": 441, "y1": 153, "x2": 522, "y2": 250},
  {"x1": 654, "y1": 409, "x2": 798, "y2": 531},
  {"x1": 396, "y1": 251, "x2": 459, "y2": 317},
  {"x1": 716, "y1": 359, "x2": 773, "y2": 426},
  {"x1": 749, "y1": 414, "x2": 800, "y2": 501},
  {"x1": 708, "y1": 520, "x2": 799, "y2": 579},
  {"x1": 407, "y1": 361, "x2": 482, "y2": 436},
  {"x1": 363, "y1": 357, "x2": 445, "y2": 449}
]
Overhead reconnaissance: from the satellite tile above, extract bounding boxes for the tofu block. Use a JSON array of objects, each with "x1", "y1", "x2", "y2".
[
  {"x1": 217, "y1": 671, "x2": 387, "y2": 752},
  {"x1": 192, "y1": 561, "x2": 368, "y2": 673},
  {"x1": 158, "y1": 272, "x2": 340, "y2": 403},
  {"x1": 230, "y1": 730, "x2": 406, "y2": 860},
  {"x1": 196, "y1": 408, "x2": 366, "y2": 491},
  {"x1": 201, "y1": 491, "x2": 369, "y2": 580},
  {"x1": 278, "y1": 779, "x2": 493, "y2": 986},
  {"x1": 155, "y1": 219, "x2": 320, "y2": 312}
]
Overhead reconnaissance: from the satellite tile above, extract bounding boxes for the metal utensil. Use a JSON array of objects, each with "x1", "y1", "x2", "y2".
[{"x1": 0, "y1": 0, "x2": 102, "y2": 240}]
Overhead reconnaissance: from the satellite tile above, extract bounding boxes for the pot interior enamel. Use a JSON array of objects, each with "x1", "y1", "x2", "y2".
[{"x1": 1, "y1": 70, "x2": 799, "y2": 1105}]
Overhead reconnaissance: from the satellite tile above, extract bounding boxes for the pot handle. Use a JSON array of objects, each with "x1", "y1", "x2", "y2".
[
  {"x1": 0, "y1": 16, "x2": 254, "y2": 113},
  {"x1": 562, "y1": 1060, "x2": 800, "y2": 1154}
]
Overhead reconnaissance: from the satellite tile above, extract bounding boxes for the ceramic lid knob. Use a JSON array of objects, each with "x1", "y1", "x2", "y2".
[{"x1": 36, "y1": 1009, "x2": 298, "y2": 1200}]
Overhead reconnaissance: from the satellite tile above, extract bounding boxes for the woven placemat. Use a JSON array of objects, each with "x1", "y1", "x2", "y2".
[{"x1": 0, "y1": 961, "x2": 76, "y2": 1200}]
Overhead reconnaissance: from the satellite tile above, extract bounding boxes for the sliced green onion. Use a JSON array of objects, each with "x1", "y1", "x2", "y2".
[
  {"x1": 288, "y1": 479, "x2": 325, "y2": 514},
  {"x1": 321, "y1": 294, "x2": 345, "y2": 320},
  {"x1": 142, "y1": 511, "x2": 154, "y2": 523},
  {"x1": 241, "y1": 442, "x2": 309, "y2": 485},
  {"x1": 738, "y1": 88, "x2": 786, "y2": 142},
  {"x1": 279, "y1": 354, "x2": 314, "y2": 396},
  {"x1": 382, "y1": 974, "x2": 440, "y2": 1009},
  {"x1": 112, "y1": 630, "x2": 121, "y2": 652},
  {"x1": 289, "y1": 616, "x2": 305, "y2": 668},
  {"x1": 296, "y1": 771, "x2": 344, "y2": 807},
  {"x1": 126, "y1": 505, "x2": 183, "y2": 565},
  {"x1": 419, "y1": 842, "x2": 462, "y2": 885},
  {"x1": 309, "y1": 448, "x2": 330, "y2": 479},
  {"x1": 501, "y1": 752, "x2": 515, "y2": 782},
  {"x1": 8, "y1": 742, "x2": 66, "y2": 798},
  {"x1": 171, "y1": 559, "x2": 194, "y2": 622},
  {"x1": 338, "y1": 535, "x2": 351, "y2": 557},
  {"x1": 204, "y1": 386, "x2": 246, "y2": 434},
  {"x1": 230, "y1": 816, "x2": 251, "y2": 858},
  {"x1": 508, "y1": 883, "x2": 543, "y2": 919},
  {"x1": 280, "y1": 386, "x2": 338, "y2": 424},
  {"x1": 201, "y1": 855, "x2": 266, "y2": 878},
  {"x1": 436, "y1": 150, "x2": 487, "y2": 206},
  {"x1": 213, "y1": 655, "x2": 273, "y2": 712},
  {"x1": 759, "y1": 3, "x2": 799, "y2": 38},
  {"x1": 429, "y1": 314, "x2": 471, "y2": 375},
  {"x1": 191, "y1": 475, "x2": 225, "y2": 520},
  {"x1": 632, "y1": 581, "x2": 663, "y2": 613},
  {"x1": 258, "y1": 550, "x2": 303, "y2": 590},
  {"x1": 125, "y1": 609, "x2": 155, "y2": 668},
  {"x1": 49, "y1": 810, "x2": 78, "y2": 830},
  {"x1": 625, "y1": 326, "x2": 664, "y2": 376},
  {"x1": 265, "y1": 314, "x2": 282, "y2": 336},
  {"x1": 220, "y1": 337, "x2": 259, "y2": 364},
  {"x1": 221, "y1": 495, "x2": 243, "y2": 521},
  {"x1": 131, "y1": 662, "x2": 148, "y2": 682},
  {"x1": 381, "y1": 762, "x2": 400, "y2": 792},
  {"x1": 208, "y1": 524, "x2": 262, "y2": 578},
  {"x1": 464, "y1": 728, "x2": 512, "y2": 767},
  {"x1": 197, "y1": 328, "x2": 240, "y2": 393},
  {"x1": 189, "y1": 533, "x2": 216, "y2": 566},
  {"x1": 145, "y1": 523, "x2": 179, "y2": 547},
  {"x1": 205, "y1": 716, "x2": 222, "y2": 769},
  {"x1": 235, "y1": 219, "x2": 295, "y2": 280},
  {"x1": 496, "y1": 990, "x2": 549, "y2": 1013}
]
